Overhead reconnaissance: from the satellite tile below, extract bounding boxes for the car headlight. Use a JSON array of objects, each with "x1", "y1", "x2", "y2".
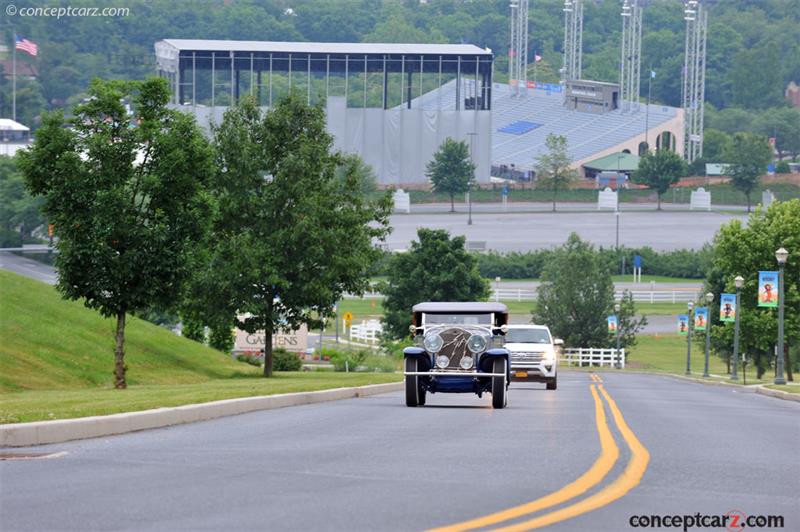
[
  {"x1": 543, "y1": 349, "x2": 556, "y2": 362},
  {"x1": 460, "y1": 355, "x2": 474, "y2": 369},
  {"x1": 424, "y1": 332, "x2": 443, "y2": 353},
  {"x1": 436, "y1": 355, "x2": 450, "y2": 369},
  {"x1": 467, "y1": 334, "x2": 487, "y2": 354}
]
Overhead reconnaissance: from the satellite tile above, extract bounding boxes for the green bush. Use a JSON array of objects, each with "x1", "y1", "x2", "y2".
[
  {"x1": 208, "y1": 322, "x2": 234, "y2": 353},
  {"x1": 236, "y1": 354, "x2": 261, "y2": 367},
  {"x1": 273, "y1": 348, "x2": 303, "y2": 371},
  {"x1": 775, "y1": 160, "x2": 791, "y2": 174}
]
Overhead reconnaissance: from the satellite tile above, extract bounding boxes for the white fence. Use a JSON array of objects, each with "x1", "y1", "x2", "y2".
[
  {"x1": 561, "y1": 348, "x2": 625, "y2": 368},
  {"x1": 349, "y1": 319, "x2": 382, "y2": 343},
  {"x1": 491, "y1": 288, "x2": 700, "y2": 303}
]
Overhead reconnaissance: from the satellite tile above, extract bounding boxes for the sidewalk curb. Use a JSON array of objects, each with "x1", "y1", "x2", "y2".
[
  {"x1": 755, "y1": 386, "x2": 800, "y2": 403},
  {"x1": 0, "y1": 381, "x2": 403, "y2": 448}
]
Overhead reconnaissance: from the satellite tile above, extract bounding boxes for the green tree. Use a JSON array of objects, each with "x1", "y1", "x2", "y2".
[
  {"x1": 753, "y1": 108, "x2": 800, "y2": 161},
  {"x1": 0, "y1": 155, "x2": 45, "y2": 245},
  {"x1": 702, "y1": 129, "x2": 733, "y2": 162},
  {"x1": 335, "y1": 153, "x2": 378, "y2": 197},
  {"x1": 707, "y1": 200, "x2": 800, "y2": 379},
  {"x1": 382, "y1": 228, "x2": 489, "y2": 339},
  {"x1": 729, "y1": 44, "x2": 784, "y2": 110},
  {"x1": 18, "y1": 78, "x2": 215, "y2": 388},
  {"x1": 724, "y1": 132, "x2": 772, "y2": 212},
  {"x1": 533, "y1": 233, "x2": 615, "y2": 348},
  {"x1": 632, "y1": 149, "x2": 687, "y2": 210},
  {"x1": 614, "y1": 290, "x2": 648, "y2": 351},
  {"x1": 535, "y1": 134, "x2": 577, "y2": 212},
  {"x1": 208, "y1": 321, "x2": 235, "y2": 353},
  {"x1": 188, "y1": 95, "x2": 391, "y2": 377},
  {"x1": 426, "y1": 137, "x2": 475, "y2": 213}
]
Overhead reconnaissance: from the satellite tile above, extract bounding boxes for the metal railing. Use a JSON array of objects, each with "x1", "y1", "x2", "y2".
[{"x1": 561, "y1": 348, "x2": 625, "y2": 368}]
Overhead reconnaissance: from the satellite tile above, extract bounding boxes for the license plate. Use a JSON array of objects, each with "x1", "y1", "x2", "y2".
[{"x1": 515, "y1": 371, "x2": 528, "y2": 378}]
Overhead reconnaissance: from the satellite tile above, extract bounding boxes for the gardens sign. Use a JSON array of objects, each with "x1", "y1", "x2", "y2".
[{"x1": 233, "y1": 324, "x2": 309, "y2": 354}]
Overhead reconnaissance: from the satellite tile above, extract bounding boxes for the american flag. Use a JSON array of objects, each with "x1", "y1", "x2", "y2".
[{"x1": 15, "y1": 36, "x2": 38, "y2": 57}]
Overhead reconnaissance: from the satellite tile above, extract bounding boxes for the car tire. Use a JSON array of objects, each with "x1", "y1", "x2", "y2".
[
  {"x1": 546, "y1": 375, "x2": 557, "y2": 390},
  {"x1": 405, "y1": 358, "x2": 421, "y2": 407},
  {"x1": 491, "y1": 358, "x2": 507, "y2": 409}
]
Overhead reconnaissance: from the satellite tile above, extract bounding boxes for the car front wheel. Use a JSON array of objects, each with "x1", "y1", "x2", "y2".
[
  {"x1": 546, "y1": 375, "x2": 558, "y2": 390},
  {"x1": 405, "y1": 358, "x2": 425, "y2": 407},
  {"x1": 491, "y1": 358, "x2": 507, "y2": 409}
]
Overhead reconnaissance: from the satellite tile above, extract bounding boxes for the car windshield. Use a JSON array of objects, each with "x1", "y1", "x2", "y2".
[
  {"x1": 505, "y1": 329, "x2": 551, "y2": 344},
  {"x1": 423, "y1": 313, "x2": 492, "y2": 325}
]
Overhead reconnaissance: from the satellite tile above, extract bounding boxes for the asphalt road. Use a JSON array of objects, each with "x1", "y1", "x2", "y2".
[
  {"x1": 387, "y1": 209, "x2": 747, "y2": 252},
  {"x1": 0, "y1": 251, "x2": 57, "y2": 285},
  {"x1": 2, "y1": 372, "x2": 797, "y2": 532}
]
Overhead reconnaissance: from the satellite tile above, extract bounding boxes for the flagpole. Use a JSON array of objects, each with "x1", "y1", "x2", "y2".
[{"x1": 12, "y1": 31, "x2": 17, "y2": 122}]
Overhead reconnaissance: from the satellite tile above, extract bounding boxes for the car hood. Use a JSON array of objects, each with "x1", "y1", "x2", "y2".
[{"x1": 505, "y1": 343, "x2": 553, "y2": 352}]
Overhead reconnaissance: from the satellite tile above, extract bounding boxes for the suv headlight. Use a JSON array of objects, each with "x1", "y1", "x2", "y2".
[
  {"x1": 424, "y1": 332, "x2": 443, "y2": 353},
  {"x1": 543, "y1": 349, "x2": 556, "y2": 362},
  {"x1": 467, "y1": 334, "x2": 487, "y2": 354}
]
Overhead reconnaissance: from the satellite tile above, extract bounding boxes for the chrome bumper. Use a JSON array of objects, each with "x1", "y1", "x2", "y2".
[{"x1": 404, "y1": 371, "x2": 506, "y2": 378}]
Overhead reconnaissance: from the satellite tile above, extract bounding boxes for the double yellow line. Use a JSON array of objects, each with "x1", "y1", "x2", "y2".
[
  {"x1": 429, "y1": 383, "x2": 649, "y2": 532},
  {"x1": 590, "y1": 374, "x2": 604, "y2": 383}
]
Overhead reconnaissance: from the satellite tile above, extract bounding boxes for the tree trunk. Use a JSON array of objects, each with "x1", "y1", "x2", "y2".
[
  {"x1": 746, "y1": 192, "x2": 751, "y2": 213},
  {"x1": 114, "y1": 310, "x2": 127, "y2": 389},
  {"x1": 263, "y1": 329, "x2": 274, "y2": 377},
  {"x1": 552, "y1": 188, "x2": 557, "y2": 212},
  {"x1": 785, "y1": 344, "x2": 793, "y2": 382},
  {"x1": 657, "y1": 193, "x2": 662, "y2": 210},
  {"x1": 450, "y1": 193, "x2": 455, "y2": 212},
  {"x1": 726, "y1": 355, "x2": 730, "y2": 375}
]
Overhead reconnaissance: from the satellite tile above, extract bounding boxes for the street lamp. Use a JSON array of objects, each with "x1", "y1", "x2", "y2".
[
  {"x1": 467, "y1": 132, "x2": 476, "y2": 226},
  {"x1": 731, "y1": 275, "x2": 744, "y2": 381},
  {"x1": 495, "y1": 276, "x2": 501, "y2": 303},
  {"x1": 686, "y1": 301, "x2": 694, "y2": 375},
  {"x1": 703, "y1": 292, "x2": 713, "y2": 378},
  {"x1": 614, "y1": 302, "x2": 622, "y2": 369},
  {"x1": 775, "y1": 247, "x2": 788, "y2": 385}
]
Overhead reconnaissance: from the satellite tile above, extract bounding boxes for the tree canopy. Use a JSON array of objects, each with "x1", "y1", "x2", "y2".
[
  {"x1": 724, "y1": 132, "x2": 773, "y2": 212},
  {"x1": 426, "y1": 138, "x2": 475, "y2": 213},
  {"x1": 633, "y1": 149, "x2": 687, "y2": 210},
  {"x1": 18, "y1": 77, "x2": 215, "y2": 388},
  {"x1": 184, "y1": 95, "x2": 391, "y2": 376},
  {"x1": 532, "y1": 233, "x2": 615, "y2": 348},
  {"x1": 382, "y1": 228, "x2": 489, "y2": 339},
  {"x1": 705, "y1": 199, "x2": 799, "y2": 379}
]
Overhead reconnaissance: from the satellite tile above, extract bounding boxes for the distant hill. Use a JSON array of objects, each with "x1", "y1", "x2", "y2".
[{"x1": 0, "y1": 270, "x2": 253, "y2": 392}]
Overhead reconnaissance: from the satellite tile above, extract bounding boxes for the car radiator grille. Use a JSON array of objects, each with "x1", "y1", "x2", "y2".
[
  {"x1": 438, "y1": 328, "x2": 473, "y2": 370},
  {"x1": 511, "y1": 352, "x2": 545, "y2": 363}
]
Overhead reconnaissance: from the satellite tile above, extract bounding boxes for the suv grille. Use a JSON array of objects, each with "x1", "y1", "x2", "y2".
[{"x1": 511, "y1": 352, "x2": 544, "y2": 363}]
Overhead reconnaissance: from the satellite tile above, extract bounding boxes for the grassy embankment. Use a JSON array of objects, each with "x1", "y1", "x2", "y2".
[
  {"x1": 0, "y1": 271, "x2": 399, "y2": 423},
  {"x1": 764, "y1": 384, "x2": 800, "y2": 394}
]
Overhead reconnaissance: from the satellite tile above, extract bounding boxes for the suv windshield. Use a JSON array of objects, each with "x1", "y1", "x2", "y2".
[
  {"x1": 506, "y1": 329, "x2": 551, "y2": 344},
  {"x1": 423, "y1": 313, "x2": 492, "y2": 326}
]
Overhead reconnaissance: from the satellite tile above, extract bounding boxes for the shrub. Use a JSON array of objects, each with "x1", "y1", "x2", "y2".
[
  {"x1": 236, "y1": 354, "x2": 261, "y2": 367},
  {"x1": 273, "y1": 348, "x2": 303, "y2": 371},
  {"x1": 208, "y1": 323, "x2": 234, "y2": 353},
  {"x1": 775, "y1": 160, "x2": 791, "y2": 174}
]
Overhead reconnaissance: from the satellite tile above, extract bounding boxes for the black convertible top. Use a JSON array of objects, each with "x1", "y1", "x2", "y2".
[{"x1": 412, "y1": 302, "x2": 509, "y2": 313}]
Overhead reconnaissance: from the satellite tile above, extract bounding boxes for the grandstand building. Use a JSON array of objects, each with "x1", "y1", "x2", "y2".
[
  {"x1": 155, "y1": 39, "x2": 682, "y2": 186},
  {"x1": 154, "y1": 39, "x2": 492, "y2": 186}
]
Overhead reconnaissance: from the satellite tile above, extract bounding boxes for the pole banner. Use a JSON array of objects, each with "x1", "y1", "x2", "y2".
[
  {"x1": 694, "y1": 307, "x2": 708, "y2": 331},
  {"x1": 757, "y1": 271, "x2": 778, "y2": 307},
  {"x1": 607, "y1": 315, "x2": 618, "y2": 333},
  {"x1": 720, "y1": 293, "x2": 736, "y2": 322},
  {"x1": 677, "y1": 315, "x2": 689, "y2": 335}
]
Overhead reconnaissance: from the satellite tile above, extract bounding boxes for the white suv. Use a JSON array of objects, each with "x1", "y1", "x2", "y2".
[{"x1": 505, "y1": 324, "x2": 561, "y2": 390}]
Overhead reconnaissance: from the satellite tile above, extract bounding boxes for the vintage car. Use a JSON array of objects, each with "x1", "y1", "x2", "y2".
[
  {"x1": 403, "y1": 302, "x2": 511, "y2": 409},
  {"x1": 505, "y1": 324, "x2": 562, "y2": 389}
]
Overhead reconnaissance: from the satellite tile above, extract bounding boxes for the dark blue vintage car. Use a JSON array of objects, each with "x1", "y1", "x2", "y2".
[{"x1": 403, "y1": 302, "x2": 510, "y2": 409}]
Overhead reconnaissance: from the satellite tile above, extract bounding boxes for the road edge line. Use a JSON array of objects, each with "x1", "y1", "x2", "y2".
[
  {"x1": 427, "y1": 384, "x2": 619, "y2": 532},
  {"x1": 0, "y1": 382, "x2": 402, "y2": 448}
]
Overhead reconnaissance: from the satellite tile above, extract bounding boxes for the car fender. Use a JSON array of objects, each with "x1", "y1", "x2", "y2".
[
  {"x1": 403, "y1": 347, "x2": 428, "y2": 360},
  {"x1": 479, "y1": 348, "x2": 510, "y2": 381}
]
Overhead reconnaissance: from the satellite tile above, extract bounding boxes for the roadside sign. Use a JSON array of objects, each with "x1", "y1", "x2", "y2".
[
  {"x1": 633, "y1": 255, "x2": 642, "y2": 268},
  {"x1": 502, "y1": 185, "x2": 509, "y2": 196},
  {"x1": 343, "y1": 311, "x2": 353, "y2": 325}
]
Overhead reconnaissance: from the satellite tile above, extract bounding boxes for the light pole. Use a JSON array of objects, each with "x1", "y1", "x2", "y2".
[
  {"x1": 467, "y1": 132, "x2": 476, "y2": 226},
  {"x1": 731, "y1": 275, "x2": 744, "y2": 381},
  {"x1": 775, "y1": 247, "x2": 788, "y2": 385},
  {"x1": 703, "y1": 292, "x2": 713, "y2": 378},
  {"x1": 495, "y1": 276, "x2": 501, "y2": 303},
  {"x1": 467, "y1": 181, "x2": 473, "y2": 226},
  {"x1": 614, "y1": 302, "x2": 622, "y2": 369},
  {"x1": 686, "y1": 301, "x2": 694, "y2": 375}
]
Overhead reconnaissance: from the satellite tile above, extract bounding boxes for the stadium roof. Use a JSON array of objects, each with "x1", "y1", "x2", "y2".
[
  {"x1": 411, "y1": 81, "x2": 679, "y2": 171},
  {"x1": 157, "y1": 39, "x2": 492, "y2": 56},
  {"x1": 582, "y1": 152, "x2": 640, "y2": 172}
]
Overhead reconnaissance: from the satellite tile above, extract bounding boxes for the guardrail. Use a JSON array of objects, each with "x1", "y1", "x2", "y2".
[{"x1": 561, "y1": 348, "x2": 625, "y2": 368}]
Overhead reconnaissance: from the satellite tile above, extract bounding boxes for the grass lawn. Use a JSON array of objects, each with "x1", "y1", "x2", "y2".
[
  {"x1": 610, "y1": 275, "x2": 700, "y2": 284},
  {"x1": 764, "y1": 384, "x2": 800, "y2": 394},
  {"x1": 0, "y1": 372, "x2": 402, "y2": 424}
]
